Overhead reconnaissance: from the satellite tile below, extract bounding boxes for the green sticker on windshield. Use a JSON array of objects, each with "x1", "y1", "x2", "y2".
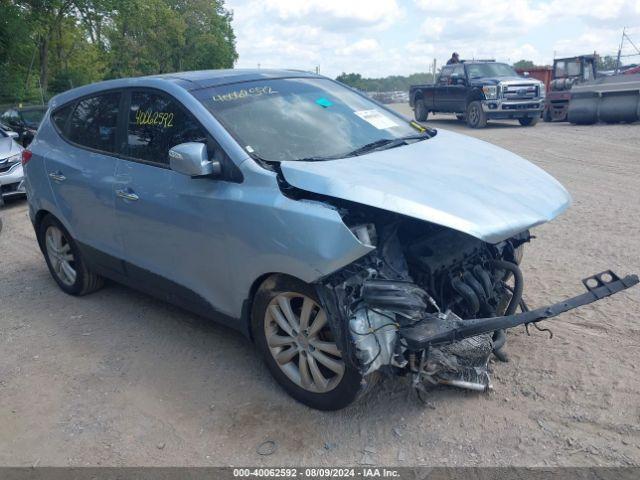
[{"x1": 315, "y1": 97, "x2": 333, "y2": 108}]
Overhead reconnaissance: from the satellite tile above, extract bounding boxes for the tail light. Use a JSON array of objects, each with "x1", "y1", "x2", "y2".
[{"x1": 21, "y1": 149, "x2": 33, "y2": 166}]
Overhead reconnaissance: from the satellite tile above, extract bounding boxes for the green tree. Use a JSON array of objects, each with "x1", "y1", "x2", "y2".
[
  {"x1": 336, "y1": 72, "x2": 434, "y2": 92},
  {"x1": 0, "y1": 0, "x2": 238, "y2": 105},
  {"x1": 513, "y1": 59, "x2": 536, "y2": 69},
  {"x1": 597, "y1": 55, "x2": 620, "y2": 71}
]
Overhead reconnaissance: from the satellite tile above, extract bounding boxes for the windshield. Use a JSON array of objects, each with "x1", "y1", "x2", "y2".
[
  {"x1": 194, "y1": 78, "x2": 419, "y2": 162},
  {"x1": 466, "y1": 63, "x2": 517, "y2": 79},
  {"x1": 20, "y1": 109, "x2": 46, "y2": 125}
]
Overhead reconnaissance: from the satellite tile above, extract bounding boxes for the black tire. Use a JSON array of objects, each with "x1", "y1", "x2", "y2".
[
  {"x1": 251, "y1": 274, "x2": 372, "y2": 410},
  {"x1": 414, "y1": 99, "x2": 428, "y2": 122},
  {"x1": 518, "y1": 116, "x2": 539, "y2": 127},
  {"x1": 455, "y1": 114, "x2": 465, "y2": 121},
  {"x1": 466, "y1": 101, "x2": 487, "y2": 128},
  {"x1": 37, "y1": 214, "x2": 103, "y2": 296}
]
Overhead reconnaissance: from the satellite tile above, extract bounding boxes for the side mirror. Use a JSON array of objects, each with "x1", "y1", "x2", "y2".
[
  {"x1": 450, "y1": 73, "x2": 465, "y2": 85},
  {"x1": 7, "y1": 131, "x2": 19, "y2": 139},
  {"x1": 169, "y1": 142, "x2": 221, "y2": 178}
]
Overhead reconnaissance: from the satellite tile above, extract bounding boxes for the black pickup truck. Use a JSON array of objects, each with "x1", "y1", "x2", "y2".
[{"x1": 409, "y1": 61, "x2": 545, "y2": 128}]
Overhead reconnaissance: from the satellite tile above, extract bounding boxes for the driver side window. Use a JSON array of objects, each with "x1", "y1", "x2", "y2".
[
  {"x1": 439, "y1": 67, "x2": 453, "y2": 85},
  {"x1": 452, "y1": 65, "x2": 465, "y2": 84},
  {"x1": 126, "y1": 91, "x2": 208, "y2": 165}
]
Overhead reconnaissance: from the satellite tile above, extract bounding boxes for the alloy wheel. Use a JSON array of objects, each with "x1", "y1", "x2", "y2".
[
  {"x1": 45, "y1": 225, "x2": 77, "y2": 286},
  {"x1": 264, "y1": 292, "x2": 345, "y2": 393},
  {"x1": 469, "y1": 104, "x2": 479, "y2": 125}
]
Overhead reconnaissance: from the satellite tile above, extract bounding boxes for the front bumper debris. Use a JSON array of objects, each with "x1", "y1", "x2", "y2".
[{"x1": 400, "y1": 270, "x2": 638, "y2": 350}]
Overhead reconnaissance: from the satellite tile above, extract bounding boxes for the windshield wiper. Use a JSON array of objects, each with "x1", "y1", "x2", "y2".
[
  {"x1": 345, "y1": 133, "x2": 433, "y2": 157},
  {"x1": 293, "y1": 130, "x2": 436, "y2": 162}
]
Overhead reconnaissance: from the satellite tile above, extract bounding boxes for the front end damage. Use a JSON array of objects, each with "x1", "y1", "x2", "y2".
[{"x1": 314, "y1": 211, "x2": 638, "y2": 397}]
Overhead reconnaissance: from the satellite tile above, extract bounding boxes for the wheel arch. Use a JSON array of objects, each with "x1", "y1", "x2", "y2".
[
  {"x1": 243, "y1": 272, "x2": 308, "y2": 342},
  {"x1": 33, "y1": 209, "x2": 54, "y2": 252},
  {"x1": 411, "y1": 90, "x2": 423, "y2": 106},
  {"x1": 466, "y1": 88, "x2": 485, "y2": 107}
]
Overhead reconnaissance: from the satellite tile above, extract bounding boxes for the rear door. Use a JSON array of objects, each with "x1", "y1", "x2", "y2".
[
  {"x1": 114, "y1": 89, "x2": 232, "y2": 314},
  {"x1": 46, "y1": 91, "x2": 124, "y2": 269}
]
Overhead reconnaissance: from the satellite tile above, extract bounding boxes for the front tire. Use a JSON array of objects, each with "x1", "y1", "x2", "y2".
[
  {"x1": 466, "y1": 101, "x2": 487, "y2": 128},
  {"x1": 251, "y1": 274, "x2": 368, "y2": 410},
  {"x1": 38, "y1": 215, "x2": 103, "y2": 296},
  {"x1": 414, "y1": 99, "x2": 428, "y2": 122},
  {"x1": 519, "y1": 116, "x2": 539, "y2": 127}
]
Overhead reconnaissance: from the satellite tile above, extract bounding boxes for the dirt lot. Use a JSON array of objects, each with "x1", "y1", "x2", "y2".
[{"x1": 1, "y1": 109, "x2": 639, "y2": 467}]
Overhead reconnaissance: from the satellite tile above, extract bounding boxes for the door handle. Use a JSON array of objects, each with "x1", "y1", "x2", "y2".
[
  {"x1": 48, "y1": 172, "x2": 66, "y2": 182},
  {"x1": 116, "y1": 188, "x2": 139, "y2": 201}
]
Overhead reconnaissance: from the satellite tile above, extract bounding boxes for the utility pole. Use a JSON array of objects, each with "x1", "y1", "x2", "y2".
[
  {"x1": 432, "y1": 58, "x2": 437, "y2": 80},
  {"x1": 615, "y1": 27, "x2": 625, "y2": 74}
]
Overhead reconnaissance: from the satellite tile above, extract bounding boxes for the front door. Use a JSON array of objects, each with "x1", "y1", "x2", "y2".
[
  {"x1": 448, "y1": 64, "x2": 468, "y2": 113},
  {"x1": 114, "y1": 89, "x2": 234, "y2": 318}
]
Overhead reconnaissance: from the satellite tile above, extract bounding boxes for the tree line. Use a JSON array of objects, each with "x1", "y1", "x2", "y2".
[
  {"x1": 0, "y1": 0, "x2": 237, "y2": 105},
  {"x1": 335, "y1": 72, "x2": 435, "y2": 93}
]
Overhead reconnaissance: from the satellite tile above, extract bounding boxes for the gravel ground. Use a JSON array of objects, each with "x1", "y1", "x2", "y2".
[{"x1": 1, "y1": 107, "x2": 639, "y2": 467}]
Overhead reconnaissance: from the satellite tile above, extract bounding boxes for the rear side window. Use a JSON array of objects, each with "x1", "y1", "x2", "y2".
[
  {"x1": 52, "y1": 104, "x2": 74, "y2": 133},
  {"x1": 126, "y1": 91, "x2": 207, "y2": 165},
  {"x1": 67, "y1": 92, "x2": 121, "y2": 153}
]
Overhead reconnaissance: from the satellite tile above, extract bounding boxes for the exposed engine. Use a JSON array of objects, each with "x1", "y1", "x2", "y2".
[
  {"x1": 275, "y1": 179, "x2": 638, "y2": 400},
  {"x1": 316, "y1": 211, "x2": 530, "y2": 395}
]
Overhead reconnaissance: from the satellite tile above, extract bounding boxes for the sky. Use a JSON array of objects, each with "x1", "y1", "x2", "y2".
[{"x1": 225, "y1": 0, "x2": 640, "y2": 78}]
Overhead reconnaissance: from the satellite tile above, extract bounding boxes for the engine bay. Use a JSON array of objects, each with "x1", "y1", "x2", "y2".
[{"x1": 312, "y1": 202, "x2": 637, "y2": 398}]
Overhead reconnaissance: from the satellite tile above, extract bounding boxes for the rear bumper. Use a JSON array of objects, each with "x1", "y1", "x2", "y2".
[
  {"x1": 400, "y1": 270, "x2": 638, "y2": 350},
  {"x1": 482, "y1": 99, "x2": 544, "y2": 119}
]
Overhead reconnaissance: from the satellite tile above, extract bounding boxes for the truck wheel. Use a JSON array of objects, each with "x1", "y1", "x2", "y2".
[
  {"x1": 414, "y1": 99, "x2": 428, "y2": 122},
  {"x1": 251, "y1": 274, "x2": 374, "y2": 410},
  {"x1": 466, "y1": 101, "x2": 487, "y2": 128},
  {"x1": 543, "y1": 108, "x2": 552, "y2": 122},
  {"x1": 518, "y1": 116, "x2": 539, "y2": 127}
]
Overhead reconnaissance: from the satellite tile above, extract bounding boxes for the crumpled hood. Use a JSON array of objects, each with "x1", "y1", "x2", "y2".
[{"x1": 279, "y1": 129, "x2": 571, "y2": 244}]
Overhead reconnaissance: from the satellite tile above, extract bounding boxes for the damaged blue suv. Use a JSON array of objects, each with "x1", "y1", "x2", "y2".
[{"x1": 24, "y1": 69, "x2": 637, "y2": 410}]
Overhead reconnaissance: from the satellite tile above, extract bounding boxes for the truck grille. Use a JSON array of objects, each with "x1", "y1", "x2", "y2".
[{"x1": 502, "y1": 84, "x2": 538, "y2": 100}]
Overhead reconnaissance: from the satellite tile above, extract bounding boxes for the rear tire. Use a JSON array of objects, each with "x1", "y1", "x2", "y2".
[
  {"x1": 466, "y1": 101, "x2": 487, "y2": 128},
  {"x1": 414, "y1": 99, "x2": 428, "y2": 122},
  {"x1": 38, "y1": 215, "x2": 103, "y2": 296},
  {"x1": 251, "y1": 274, "x2": 372, "y2": 410},
  {"x1": 518, "y1": 116, "x2": 539, "y2": 127}
]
